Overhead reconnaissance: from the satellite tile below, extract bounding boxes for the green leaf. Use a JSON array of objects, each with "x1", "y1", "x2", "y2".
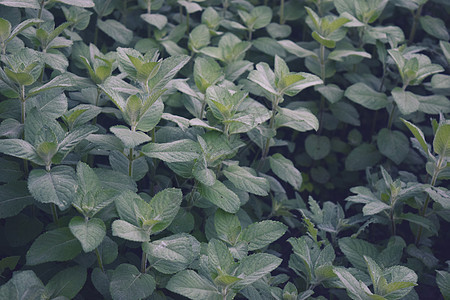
[
  {"x1": 0, "y1": 270, "x2": 44, "y2": 300},
  {"x1": 26, "y1": 227, "x2": 82, "y2": 265},
  {"x1": 110, "y1": 125, "x2": 150, "y2": 149},
  {"x1": 199, "y1": 180, "x2": 240, "y2": 213},
  {"x1": 401, "y1": 118, "x2": 429, "y2": 153},
  {"x1": 56, "y1": 0, "x2": 94, "y2": 7},
  {"x1": 193, "y1": 157, "x2": 216, "y2": 186},
  {"x1": 398, "y1": 213, "x2": 438, "y2": 235},
  {"x1": 208, "y1": 238, "x2": 236, "y2": 278},
  {"x1": 223, "y1": 165, "x2": 270, "y2": 196},
  {"x1": 266, "y1": 23, "x2": 291, "y2": 39},
  {"x1": 0, "y1": 17, "x2": 11, "y2": 43},
  {"x1": 167, "y1": 270, "x2": 221, "y2": 300},
  {"x1": 426, "y1": 187, "x2": 450, "y2": 209},
  {"x1": 316, "y1": 84, "x2": 343, "y2": 104},
  {"x1": 8, "y1": 18, "x2": 43, "y2": 43},
  {"x1": 250, "y1": 6, "x2": 272, "y2": 30},
  {"x1": 312, "y1": 31, "x2": 336, "y2": 48},
  {"x1": 178, "y1": 0, "x2": 202, "y2": 13},
  {"x1": 234, "y1": 253, "x2": 282, "y2": 289},
  {"x1": 333, "y1": 267, "x2": 369, "y2": 300},
  {"x1": 345, "y1": 143, "x2": 382, "y2": 171},
  {"x1": 97, "y1": 19, "x2": 133, "y2": 45},
  {"x1": 275, "y1": 107, "x2": 319, "y2": 132},
  {"x1": 419, "y1": 16, "x2": 449, "y2": 41},
  {"x1": 339, "y1": 237, "x2": 379, "y2": 270},
  {"x1": 391, "y1": 88, "x2": 420, "y2": 115},
  {"x1": 277, "y1": 39, "x2": 317, "y2": 58},
  {"x1": 43, "y1": 266, "x2": 87, "y2": 299},
  {"x1": 433, "y1": 124, "x2": 450, "y2": 156},
  {"x1": 436, "y1": 270, "x2": 450, "y2": 300},
  {"x1": 269, "y1": 153, "x2": 302, "y2": 190},
  {"x1": 112, "y1": 220, "x2": 150, "y2": 242},
  {"x1": 141, "y1": 139, "x2": 200, "y2": 162},
  {"x1": 189, "y1": 24, "x2": 210, "y2": 52},
  {"x1": 147, "y1": 54, "x2": 190, "y2": 92},
  {"x1": 0, "y1": 0, "x2": 40, "y2": 9},
  {"x1": 214, "y1": 209, "x2": 241, "y2": 244},
  {"x1": 148, "y1": 188, "x2": 183, "y2": 234},
  {"x1": 69, "y1": 216, "x2": 106, "y2": 252},
  {"x1": 110, "y1": 264, "x2": 155, "y2": 300},
  {"x1": 418, "y1": 95, "x2": 450, "y2": 114},
  {"x1": 140, "y1": 13, "x2": 167, "y2": 30},
  {"x1": 345, "y1": 83, "x2": 388, "y2": 110},
  {"x1": 305, "y1": 134, "x2": 331, "y2": 160},
  {"x1": 193, "y1": 56, "x2": 223, "y2": 93},
  {"x1": 28, "y1": 166, "x2": 77, "y2": 210},
  {"x1": 0, "y1": 181, "x2": 34, "y2": 219},
  {"x1": 248, "y1": 62, "x2": 277, "y2": 95},
  {"x1": 239, "y1": 220, "x2": 287, "y2": 251},
  {"x1": 143, "y1": 233, "x2": 200, "y2": 274},
  {"x1": 282, "y1": 72, "x2": 323, "y2": 97},
  {"x1": 377, "y1": 128, "x2": 409, "y2": 165}
]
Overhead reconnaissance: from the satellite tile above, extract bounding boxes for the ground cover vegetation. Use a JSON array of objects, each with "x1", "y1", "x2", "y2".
[{"x1": 0, "y1": 0, "x2": 449, "y2": 299}]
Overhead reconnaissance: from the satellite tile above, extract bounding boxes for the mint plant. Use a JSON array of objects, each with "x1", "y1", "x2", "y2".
[{"x1": 0, "y1": 0, "x2": 449, "y2": 299}]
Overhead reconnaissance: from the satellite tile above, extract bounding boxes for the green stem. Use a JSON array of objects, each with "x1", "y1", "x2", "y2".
[
  {"x1": 318, "y1": 44, "x2": 326, "y2": 132},
  {"x1": 95, "y1": 248, "x2": 105, "y2": 272},
  {"x1": 187, "y1": 180, "x2": 199, "y2": 209},
  {"x1": 51, "y1": 203, "x2": 59, "y2": 226},
  {"x1": 128, "y1": 148, "x2": 134, "y2": 177},
  {"x1": 222, "y1": 0, "x2": 229, "y2": 17},
  {"x1": 186, "y1": 11, "x2": 190, "y2": 33},
  {"x1": 248, "y1": 28, "x2": 253, "y2": 41},
  {"x1": 141, "y1": 251, "x2": 147, "y2": 273},
  {"x1": 258, "y1": 96, "x2": 281, "y2": 171},
  {"x1": 94, "y1": 18, "x2": 99, "y2": 46},
  {"x1": 408, "y1": 4, "x2": 424, "y2": 45},
  {"x1": 386, "y1": 105, "x2": 396, "y2": 130},
  {"x1": 37, "y1": 0, "x2": 45, "y2": 28},
  {"x1": 200, "y1": 95, "x2": 206, "y2": 119},
  {"x1": 279, "y1": 0, "x2": 285, "y2": 25},
  {"x1": 415, "y1": 155, "x2": 443, "y2": 244}
]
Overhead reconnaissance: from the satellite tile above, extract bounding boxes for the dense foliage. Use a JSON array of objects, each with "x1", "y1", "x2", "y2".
[{"x1": 0, "y1": 0, "x2": 449, "y2": 299}]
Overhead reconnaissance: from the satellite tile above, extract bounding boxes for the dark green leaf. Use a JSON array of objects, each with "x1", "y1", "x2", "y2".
[
  {"x1": 26, "y1": 227, "x2": 82, "y2": 265},
  {"x1": 110, "y1": 264, "x2": 155, "y2": 300}
]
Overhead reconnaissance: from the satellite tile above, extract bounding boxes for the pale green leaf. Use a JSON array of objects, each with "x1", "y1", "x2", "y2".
[
  {"x1": 239, "y1": 220, "x2": 287, "y2": 251},
  {"x1": 141, "y1": 139, "x2": 200, "y2": 162},
  {"x1": 28, "y1": 166, "x2": 77, "y2": 210},
  {"x1": 97, "y1": 19, "x2": 133, "y2": 45},
  {"x1": 223, "y1": 165, "x2": 270, "y2": 196},
  {"x1": 269, "y1": 153, "x2": 302, "y2": 190},
  {"x1": 69, "y1": 216, "x2": 106, "y2": 252},
  {"x1": 110, "y1": 125, "x2": 150, "y2": 149},
  {"x1": 167, "y1": 270, "x2": 221, "y2": 299},
  {"x1": 345, "y1": 83, "x2": 388, "y2": 110},
  {"x1": 433, "y1": 124, "x2": 450, "y2": 156},
  {"x1": 112, "y1": 220, "x2": 149, "y2": 242},
  {"x1": 143, "y1": 233, "x2": 200, "y2": 274},
  {"x1": 199, "y1": 180, "x2": 240, "y2": 213}
]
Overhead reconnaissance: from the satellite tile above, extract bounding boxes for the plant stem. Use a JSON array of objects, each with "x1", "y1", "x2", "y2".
[
  {"x1": 408, "y1": 4, "x2": 424, "y2": 45},
  {"x1": 95, "y1": 248, "x2": 105, "y2": 272},
  {"x1": 51, "y1": 203, "x2": 59, "y2": 226},
  {"x1": 128, "y1": 148, "x2": 134, "y2": 177},
  {"x1": 141, "y1": 251, "x2": 147, "y2": 273},
  {"x1": 415, "y1": 155, "x2": 444, "y2": 244},
  {"x1": 258, "y1": 96, "x2": 281, "y2": 171},
  {"x1": 318, "y1": 44, "x2": 326, "y2": 133},
  {"x1": 37, "y1": 0, "x2": 45, "y2": 28},
  {"x1": 94, "y1": 18, "x2": 99, "y2": 46},
  {"x1": 279, "y1": 0, "x2": 285, "y2": 25},
  {"x1": 386, "y1": 105, "x2": 396, "y2": 130}
]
